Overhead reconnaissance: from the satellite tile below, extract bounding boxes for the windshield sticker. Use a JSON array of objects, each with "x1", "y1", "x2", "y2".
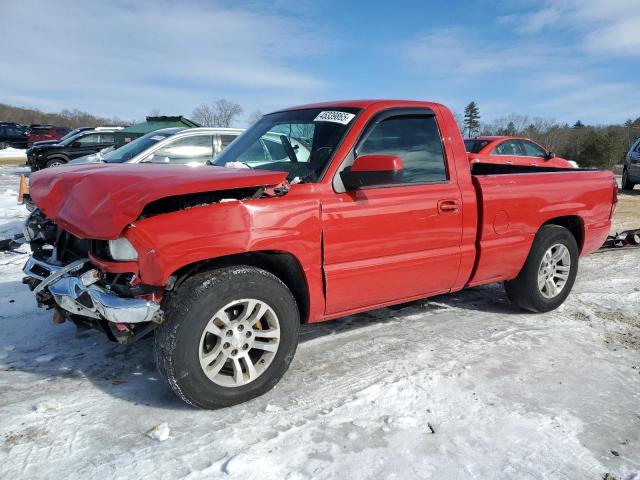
[
  {"x1": 151, "y1": 135, "x2": 165, "y2": 141},
  {"x1": 314, "y1": 111, "x2": 355, "y2": 125}
]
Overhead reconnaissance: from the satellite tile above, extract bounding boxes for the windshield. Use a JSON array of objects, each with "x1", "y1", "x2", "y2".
[
  {"x1": 464, "y1": 139, "x2": 490, "y2": 153},
  {"x1": 59, "y1": 128, "x2": 86, "y2": 142},
  {"x1": 58, "y1": 132, "x2": 86, "y2": 146},
  {"x1": 212, "y1": 107, "x2": 360, "y2": 182},
  {"x1": 103, "y1": 129, "x2": 181, "y2": 163}
]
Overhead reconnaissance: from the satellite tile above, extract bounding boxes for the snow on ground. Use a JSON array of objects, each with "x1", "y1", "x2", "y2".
[
  {"x1": 0, "y1": 148, "x2": 27, "y2": 166},
  {"x1": 0, "y1": 166, "x2": 639, "y2": 479}
]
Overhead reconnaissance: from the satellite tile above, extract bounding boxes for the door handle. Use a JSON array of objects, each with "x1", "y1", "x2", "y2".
[{"x1": 438, "y1": 199, "x2": 460, "y2": 214}]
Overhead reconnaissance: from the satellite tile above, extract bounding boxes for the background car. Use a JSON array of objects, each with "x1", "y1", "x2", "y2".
[
  {"x1": 464, "y1": 136, "x2": 576, "y2": 168},
  {"x1": 69, "y1": 127, "x2": 244, "y2": 167},
  {"x1": 26, "y1": 128, "x2": 120, "y2": 170},
  {"x1": 30, "y1": 126, "x2": 124, "y2": 148},
  {"x1": 128, "y1": 127, "x2": 243, "y2": 165},
  {"x1": 0, "y1": 122, "x2": 28, "y2": 148},
  {"x1": 26, "y1": 125, "x2": 71, "y2": 146},
  {"x1": 30, "y1": 127, "x2": 94, "y2": 147},
  {"x1": 622, "y1": 138, "x2": 640, "y2": 191},
  {"x1": 69, "y1": 128, "x2": 186, "y2": 165}
]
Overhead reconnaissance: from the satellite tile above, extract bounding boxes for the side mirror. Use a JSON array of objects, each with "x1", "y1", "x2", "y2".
[
  {"x1": 150, "y1": 155, "x2": 171, "y2": 164},
  {"x1": 546, "y1": 151, "x2": 556, "y2": 159},
  {"x1": 340, "y1": 154, "x2": 404, "y2": 190},
  {"x1": 71, "y1": 141, "x2": 81, "y2": 148}
]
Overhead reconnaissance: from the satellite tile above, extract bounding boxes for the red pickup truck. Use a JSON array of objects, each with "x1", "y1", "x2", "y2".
[{"x1": 23, "y1": 100, "x2": 616, "y2": 409}]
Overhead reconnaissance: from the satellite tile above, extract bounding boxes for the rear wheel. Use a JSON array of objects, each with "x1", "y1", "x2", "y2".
[
  {"x1": 505, "y1": 225, "x2": 579, "y2": 312},
  {"x1": 621, "y1": 169, "x2": 635, "y2": 191},
  {"x1": 154, "y1": 266, "x2": 299, "y2": 409}
]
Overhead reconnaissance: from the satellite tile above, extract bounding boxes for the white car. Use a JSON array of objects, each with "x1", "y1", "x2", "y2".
[{"x1": 69, "y1": 127, "x2": 244, "y2": 166}]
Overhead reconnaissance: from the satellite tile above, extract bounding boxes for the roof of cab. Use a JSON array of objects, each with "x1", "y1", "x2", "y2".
[{"x1": 272, "y1": 99, "x2": 446, "y2": 113}]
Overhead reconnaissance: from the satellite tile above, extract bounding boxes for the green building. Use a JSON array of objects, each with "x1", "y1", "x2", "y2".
[{"x1": 114, "y1": 116, "x2": 200, "y2": 147}]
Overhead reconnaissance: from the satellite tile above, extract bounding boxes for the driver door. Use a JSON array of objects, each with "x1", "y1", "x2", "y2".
[{"x1": 321, "y1": 110, "x2": 463, "y2": 315}]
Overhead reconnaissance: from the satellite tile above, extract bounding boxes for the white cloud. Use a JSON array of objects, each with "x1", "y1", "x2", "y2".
[
  {"x1": 500, "y1": 0, "x2": 640, "y2": 57},
  {"x1": 0, "y1": 0, "x2": 333, "y2": 119},
  {"x1": 400, "y1": 27, "x2": 572, "y2": 77},
  {"x1": 397, "y1": 15, "x2": 640, "y2": 124}
]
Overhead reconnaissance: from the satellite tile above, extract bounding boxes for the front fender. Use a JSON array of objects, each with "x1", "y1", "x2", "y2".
[{"x1": 125, "y1": 196, "x2": 323, "y2": 287}]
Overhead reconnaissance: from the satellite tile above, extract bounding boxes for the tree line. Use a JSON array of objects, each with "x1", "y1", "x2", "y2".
[
  {"x1": 462, "y1": 101, "x2": 640, "y2": 169},
  {"x1": 0, "y1": 99, "x2": 259, "y2": 131},
  {"x1": 0, "y1": 103, "x2": 128, "y2": 129},
  {"x1": 4, "y1": 97, "x2": 638, "y2": 169}
]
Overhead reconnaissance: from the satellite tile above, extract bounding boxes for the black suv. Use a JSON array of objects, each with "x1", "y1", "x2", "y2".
[
  {"x1": 0, "y1": 122, "x2": 28, "y2": 148},
  {"x1": 26, "y1": 129, "x2": 117, "y2": 170}
]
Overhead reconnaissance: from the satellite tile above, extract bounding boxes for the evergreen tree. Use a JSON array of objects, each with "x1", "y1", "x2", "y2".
[
  {"x1": 463, "y1": 102, "x2": 481, "y2": 136},
  {"x1": 580, "y1": 130, "x2": 614, "y2": 168}
]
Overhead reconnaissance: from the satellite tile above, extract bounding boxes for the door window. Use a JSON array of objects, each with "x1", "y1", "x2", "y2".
[
  {"x1": 519, "y1": 140, "x2": 547, "y2": 157},
  {"x1": 219, "y1": 134, "x2": 237, "y2": 149},
  {"x1": 492, "y1": 140, "x2": 523, "y2": 156},
  {"x1": 100, "y1": 133, "x2": 114, "y2": 144},
  {"x1": 75, "y1": 134, "x2": 102, "y2": 146},
  {"x1": 357, "y1": 115, "x2": 447, "y2": 184},
  {"x1": 149, "y1": 135, "x2": 215, "y2": 164}
]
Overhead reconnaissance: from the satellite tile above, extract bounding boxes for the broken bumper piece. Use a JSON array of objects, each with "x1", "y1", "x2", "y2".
[{"x1": 23, "y1": 256, "x2": 161, "y2": 324}]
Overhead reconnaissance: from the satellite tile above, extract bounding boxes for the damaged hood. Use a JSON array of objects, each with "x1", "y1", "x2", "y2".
[{"x1": 30, "y1": 163, "x2": 288, "y2": 239}]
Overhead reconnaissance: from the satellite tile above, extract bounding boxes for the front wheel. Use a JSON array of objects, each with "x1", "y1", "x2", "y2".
[
  {"x1": 45, "y1": 158, "x2": 66, "y2": 168},
  {"x1": 505, "y1": 225, "x2": 579, "y2": 312},
  {"x1": 154, "y1": 266, "x2": 299, "y2": 409},
  {"x1": 621, "y1": 169, "x2": 635, "y2": 191}
]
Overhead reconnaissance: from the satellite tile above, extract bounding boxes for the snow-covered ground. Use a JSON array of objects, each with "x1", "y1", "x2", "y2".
[
  {"x1": 0, "y1": 148, "x2": 27, "y2": 166},
  {"x1": 0, "y1": 166, "x2": 639, "y2": 479}
]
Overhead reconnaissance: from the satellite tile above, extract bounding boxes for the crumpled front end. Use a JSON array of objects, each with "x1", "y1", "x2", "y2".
[{"x1": 22, "y1": 209, "x2": 163, "y2": 343}]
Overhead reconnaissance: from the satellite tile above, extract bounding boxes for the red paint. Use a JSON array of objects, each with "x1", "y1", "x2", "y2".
[
  {"x1": 27, "y1": 126, "x2": 69, "y2": 146},
  {"x1": 88, "y1": 252, "x2": 138, "y2": 275},
  {"x1": 350, "y1": 154, "x2": 403, "y2": 172},
  {"x1": 466, "y1": 136, "x2": 575, "y2": 168},
  {"x1": 29, "y1": 163, "x2": 287, "y2": 239},
  {"x1": 30, "y1": 100, "x2": 615, "y2": 323}
]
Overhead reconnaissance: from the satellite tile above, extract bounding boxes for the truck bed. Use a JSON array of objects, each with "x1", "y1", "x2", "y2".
[{"x1": 467, "y1": 163, "x2": 614, "y2": 287}]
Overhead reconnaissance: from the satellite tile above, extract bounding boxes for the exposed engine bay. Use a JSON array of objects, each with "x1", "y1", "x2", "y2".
[
  {"x1": 20, "y1": 183, "x2": 283, "y2": 344},
  {"x1": 21, "y1": 209, "x2": 162, "y2": 343}
]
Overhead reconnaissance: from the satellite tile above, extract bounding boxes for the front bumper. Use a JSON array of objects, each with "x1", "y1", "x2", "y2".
[{"x1": 23, "y1": 255, "x2": 161, "y2": 324}]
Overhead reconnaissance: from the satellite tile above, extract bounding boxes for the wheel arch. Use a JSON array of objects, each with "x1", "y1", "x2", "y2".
[
  {"x1": 541, "y1": 215, "x2": 584, "y2": 251},
  {"x1": 168, "y1": 250, "x2": 310, "y2": 324},
  {"x1": 45, "y1": 153, "x2": 69, "y2": 164}
]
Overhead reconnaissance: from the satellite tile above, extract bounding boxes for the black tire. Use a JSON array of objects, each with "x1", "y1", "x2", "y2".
[
  {"x1": 154, "y1": 266, "x2": 300, "y2": 409},
  {"x1": 45, "y1": 158, "x2": 67, "y2": 168},
  {"x1": 505, "y1": 225, "x2": 579, "y2": 313},
  {"x1": 621, "y1": 169, "x2": 635, "y2": 191}
]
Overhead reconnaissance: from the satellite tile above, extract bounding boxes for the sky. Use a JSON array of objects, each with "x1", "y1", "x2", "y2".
[{"x1": 1, "y1": 0, "x2": 639, "y2": 126}]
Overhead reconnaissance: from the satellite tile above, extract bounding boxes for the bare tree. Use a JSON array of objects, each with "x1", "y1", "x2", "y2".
[
  {"x1": 148, "y1": 109, "x2": 161, "y2": 117},
  {"x1": 191, "y1": 103, "x2": 215, "y2": 127},
  {"x1": 192, "y1": 99, "x2": 243, "y2": 127},
  {"x1": 212, "y1": 99, "x2": 243, "y2": 127},
  {"x1": 247, "y1": 110, "x2": 263, "y2": 125}
]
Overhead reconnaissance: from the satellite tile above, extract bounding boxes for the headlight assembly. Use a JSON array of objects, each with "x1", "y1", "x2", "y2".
[{"x1": 108, "y1": 237, "x2": 138, "y2": 261}]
